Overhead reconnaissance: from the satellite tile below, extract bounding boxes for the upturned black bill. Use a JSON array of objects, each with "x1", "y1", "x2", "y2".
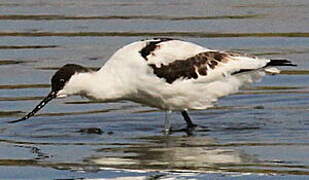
[{"x1": 8, "y1": 91, "x2": 57, "y2": 123}]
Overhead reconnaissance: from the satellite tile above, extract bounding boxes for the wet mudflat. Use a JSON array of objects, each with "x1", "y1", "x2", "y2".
[{"x1": 0, "y1": 0, "x2": 309, "y2": 179}]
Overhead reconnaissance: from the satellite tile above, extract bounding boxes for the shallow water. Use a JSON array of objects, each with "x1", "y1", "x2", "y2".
[{"x1": 1, "y1": 0, "x2": 309, "y2": 179}]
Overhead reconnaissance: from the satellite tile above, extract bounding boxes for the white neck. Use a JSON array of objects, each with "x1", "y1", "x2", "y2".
[{"x1": 60, "y1": 68, "x2": 127, "y2": 102}]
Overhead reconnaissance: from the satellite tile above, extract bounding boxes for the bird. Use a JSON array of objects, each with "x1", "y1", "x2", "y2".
[{"x1": 10, "y1": 38, "x2": 296, "y2": 135}]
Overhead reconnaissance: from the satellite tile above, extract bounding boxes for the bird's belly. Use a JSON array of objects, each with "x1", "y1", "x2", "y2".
[{"x1": 128, "y1": 90, "x2": 214, "y2": 111}]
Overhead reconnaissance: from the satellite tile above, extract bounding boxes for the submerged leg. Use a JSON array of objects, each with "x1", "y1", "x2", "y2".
[
  {"x1": 167, "y1": 111, "x2": 209, "y2": 136},
  {"x1": 164, "y1": 110, "x2": 172, "y2": 135},
  {"x1": 181, "y1": 111, "x2": 209, "y2": 135},
  {"x1": 181, "y1": 111, "x2": 196, "y2": 129},
  {"x1": 181, "y1": 111, "x2": 197, "y2": 135}
]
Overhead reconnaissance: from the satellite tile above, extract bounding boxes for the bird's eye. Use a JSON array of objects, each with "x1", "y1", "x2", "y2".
[{"x1": 60, "y1": 79, "x2": 65, "y2": 82}]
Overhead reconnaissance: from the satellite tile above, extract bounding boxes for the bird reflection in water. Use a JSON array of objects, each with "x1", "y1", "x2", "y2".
[{"x1": 89, "y1": 136, "x2": 258, "y2": 171}]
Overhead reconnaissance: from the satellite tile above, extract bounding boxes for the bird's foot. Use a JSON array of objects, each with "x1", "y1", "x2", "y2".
[{"x1": 169, "y1": 124, "x2": 210, "y2": 136}]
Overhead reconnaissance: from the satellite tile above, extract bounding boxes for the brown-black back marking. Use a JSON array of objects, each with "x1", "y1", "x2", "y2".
[
  {"x1": 149, "y1": 51, "x2": 233, "y2": 84},
  {"x1": 139, "y1": 38, "x2": 174, "y2": 60}
]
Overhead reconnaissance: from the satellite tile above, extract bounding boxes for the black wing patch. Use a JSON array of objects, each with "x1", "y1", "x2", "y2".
[
  {"x1": 231, "y1": 59, "x2": 296, "y2": 75},
  {"x1": 231, "y1": 69, "x2": 255, "y2": 75},
  {"x1": 139, "y1": 38, "x2": 174, "y2": 60},
  {"x1": 265, "y1": 59, "x2": 296, "y2": 67},
  {"x1": 149, "y1": 51, "x2": 233, "y2": 84}
]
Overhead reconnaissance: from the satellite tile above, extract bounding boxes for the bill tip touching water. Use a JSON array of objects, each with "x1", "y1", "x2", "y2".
[{"x1": 9, "y1": 38, "x2": 297, "y2": 135}]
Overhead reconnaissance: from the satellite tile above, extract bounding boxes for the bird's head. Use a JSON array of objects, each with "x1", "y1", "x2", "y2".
[
  {"x1": 9, "y1": 64, "x2": 90, "y2": 123},
  {"x1": 51, "y1": 64, "x2": 90, "y2": 98}
]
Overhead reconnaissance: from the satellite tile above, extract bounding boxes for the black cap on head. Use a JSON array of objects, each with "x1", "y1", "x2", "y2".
[
  {"x1": 8, "y1": 64, "x2": 90, "y2": 123},
  {"x1": 51, "y1": 64, "x2": 90, "y2": 92}
]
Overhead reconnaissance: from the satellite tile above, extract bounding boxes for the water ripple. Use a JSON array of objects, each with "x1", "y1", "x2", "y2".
[
  {"x1": 0, "y1": 14, "x2": 263, "y2": 21},
  {"x1": 0, "y1": 31, "x2": 308, "y2": 38}
]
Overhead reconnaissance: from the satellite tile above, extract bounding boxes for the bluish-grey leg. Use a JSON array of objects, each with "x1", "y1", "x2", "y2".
[
  {"x1": 164, "y1": 110, "x2": 172, "y2": 135},
  {"x1": 181, "y1": 111, "x2": 196, "y2": 135},
  {"x1": 170, "y1": 110, "x2": 209, "y2": 136}
]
